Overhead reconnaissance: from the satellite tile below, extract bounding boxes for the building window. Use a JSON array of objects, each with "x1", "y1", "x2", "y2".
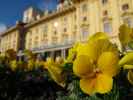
[
  {"x1": 82, "y1": 4, "x2": 88, "y2": 12},
  {"x1": 81, "y1": 28, "x2": 89, "y2": 40},
  {"x1": 64, "y1": 17, "x2": 67, "y2": 22},
  {"x1": 122, "y1": 4, "x2": 129, "y2": 11},
  {"x1": 14, "y1": 33, "x2": 16, "y2": 38},
  {"x1": 34, "y1": 41, "x2": 38, "y2": 48},
  {"x1": 123, "y1": 17, "x2": 133, "y2": 28},
  {"x1": 35, "y1": 36, "x2": 39, "y2": 40},
  {"x1": 34, "y1": 36, "x2": 39, "y2": 47},
  {"x1": 72, "y1": 32, "x2": 77, "y2": 42},
  {"x1": 63, "y1": 17, "x2": 68, "y2": 26},
  {"x1": 74, "y1": 14, "x2": 77, "y2": 20},
  {"x1": 103, "y1": 10, "x2": 108, "y2": 16},
  {"x1": 64, "y1": 28, "x2": 67, "y2": 32},
  {"x1": 52, "y1": 37, "x2": 58, "y2": 45},
  {"x1": 28, "y1": 42, "x2": 32, "y2": 49},
  {"x1": 43, "y1": 33, "x2": 47, "y2": 37},
  {"x1": 83, "y1": 16, "x2": 87, "y2": 22},
  {"x1": 103, "y1": 21, "x2": 112, "y2": 34},
  {"x1": 63, "y1": 35, "x2": 68, "y2": 44},
  {"x1": 35, "y1": 28, "x2": 39, "y2": 34},
  {"x1": 74, "y1": 25, "x2": 77, "y2": 30},
  {"x1": 102, "y1": 0, "x2": 108, "y2": 4},
  {"x1": 43, "y1": 25, "x2": 48, "y2": 33},
  {"x1": 54, "y1": 30, "x2": 57, "y2": 35}
]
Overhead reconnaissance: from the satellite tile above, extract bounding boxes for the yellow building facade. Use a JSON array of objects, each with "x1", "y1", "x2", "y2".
[
  {"x1": 0, "y1": 0, "x2": 133, "y2": 58},
  {"x1": 24, "y1": 6, "x2": 76, "y2": 58},
  {"x1": 0, "y1": 22, "x2": 25, "y2": 53},
  {"x1": 0, "y1": 26, "x2": 19, "y2": 52}
]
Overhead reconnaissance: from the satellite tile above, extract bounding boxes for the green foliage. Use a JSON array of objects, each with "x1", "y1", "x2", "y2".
[{"x1": 0, "y1": 56, "x2": 133, "y2": 100}]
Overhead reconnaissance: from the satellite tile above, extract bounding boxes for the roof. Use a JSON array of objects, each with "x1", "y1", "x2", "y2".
[
  {"x1": 0, "y1": 5, "x2": 75, "y2": 37},
  {"x1": 0, "y1": 21, "x2": 25, "y2": 37},
  {"x1": 24, "y1": 6, "x2": 44, "y2": 16},
  {"x1": 25, "y1": 5, "x2": 76, "y2": 29},
  {"x1": 0, "y1": 25, "x2": 17, "y2": 37}
]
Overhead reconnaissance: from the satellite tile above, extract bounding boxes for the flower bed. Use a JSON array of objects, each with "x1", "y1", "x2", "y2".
[{"x1": 0, "y1": 24, "x2": 133, "y2": 100}]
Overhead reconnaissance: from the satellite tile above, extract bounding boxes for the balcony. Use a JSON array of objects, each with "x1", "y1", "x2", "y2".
[{"x1": 30, "y1": 40, "x2": 73, "y2": 53}]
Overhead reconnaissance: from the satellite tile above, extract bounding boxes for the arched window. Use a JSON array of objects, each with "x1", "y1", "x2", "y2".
[
  {"x1": 123, "y1": 17, "x2": 133, "y2": 28},
  {"x1": 81, "y1": 26, "x2": 89, "y2": 41},
  {"x1": 82, "y1": 3, "x2": 88, "y2": 12},
  {"x1": 122, "y1": 4, "x2": 129, "y2": 11},
  {"x1": 103, "y1": 17, "x2": 112, "y2": 34},
  {"x1": 103, "y1": 20, "x2": 112, "y2": 34},
  {"x1": 102, "y1": 0, "x2": 108, "y2": 4}
]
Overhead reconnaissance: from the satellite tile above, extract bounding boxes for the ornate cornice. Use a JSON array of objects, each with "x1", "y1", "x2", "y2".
[{"x1": 25, "y1": 6, "x2": 76, "y2": 29}]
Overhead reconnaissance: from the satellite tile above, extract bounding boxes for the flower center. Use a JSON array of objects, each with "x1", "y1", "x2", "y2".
[{"x1": 93, "y1": 68, "x2": 101, "y2": 73}]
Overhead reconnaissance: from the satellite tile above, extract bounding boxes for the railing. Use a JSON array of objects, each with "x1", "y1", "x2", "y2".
[
  {"x1": 18, "y1": 35, "x2": 118, "y2": 56},
  {"x1": 31, "y1": 41, "x2": 74, "y2": 52}
]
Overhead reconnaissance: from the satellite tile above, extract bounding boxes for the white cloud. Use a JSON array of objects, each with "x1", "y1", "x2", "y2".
[{"x1": 0, "y1": 23, "x2": 7, "y2": 34}]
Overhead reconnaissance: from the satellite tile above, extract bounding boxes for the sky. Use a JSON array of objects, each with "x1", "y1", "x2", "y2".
[{"x1": 0, "y1": 0, "x2": 58, "y2": 33}]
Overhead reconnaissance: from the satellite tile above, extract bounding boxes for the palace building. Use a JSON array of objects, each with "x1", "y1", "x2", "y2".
[{"x1": 0, "y1": 0, "x2": 133, "y2": 59}]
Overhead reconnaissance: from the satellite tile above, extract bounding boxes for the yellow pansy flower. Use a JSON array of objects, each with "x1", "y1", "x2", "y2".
[
  {"x1": 73, "y1": 32, "x2": 119, "y2": 95},
  {"x1": 88, "y1": 32, "x2": 109, "y2": 42},
  {"x1": 24, "y1": 50, "x2": 36, "y2": 71},
  {"x1": 10, "y1": 60, "x2": 18, "y2": 71},
  {"x1": 66, "y1": 42, "x2": 80, "y2": 63},
  {"x1": 24, "y1": 50, "x2": 35, "y2": 59},
  {"x1": 45, "y1": 57, "x2": 66, "y2": 87},
  {"x1": 118, "y1": 24, "x2": 133, "y2": 50},
  {"x1": 27, "y1": 59, "x2": 35, "y2": 71},
  {"x1": 119, "y1": 52, "x2": 133, "y2": 85},
  {"x1": 55, "y1": 56, "x2": 64, "y2": 66},
  {"x1": 35, "y1": 60, "x2": 45, "y2": 69}
]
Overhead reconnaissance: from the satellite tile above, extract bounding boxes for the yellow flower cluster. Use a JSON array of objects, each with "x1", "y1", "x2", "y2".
[
  {"x1": 45, "y1": 57, "x2": 66, "y2": 87},
  {"x1": 1, "y1": 24, "x2": 133, "y2": 96},
  {"x1": 118, "y1": 24, "x2": 133, "y2": 85},
  {"x1": 71, "y1": 32, "x2": 120, "y2": 95},
  {"x1": 66, "y1": 24, "x2": 133, "y2": 95},
  {"x1": 119, "y1": 52, "x2": 133, "y2": 85}
]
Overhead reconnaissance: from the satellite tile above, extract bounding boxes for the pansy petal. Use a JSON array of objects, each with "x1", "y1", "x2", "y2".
[
  {"x1": 118, "y1": 24, "x2": 133, "y2": 48},
  {"x1": 96, "y1": 74, "x2": 113, "y2": 94},
  {"x1": 77, "y1": 38, "x2": 118, "y2": 62},
  {"x1": 66, "y1": 48, "x2": 76, "y2": 63},
  {"x1": 88, "y1": 32, "x2": 109, "y2": 42},
  {"x1": 127, "y1": 70, "x2": 133, "y2": 85},
  {"x1": 90, "y1": 39, "x2": 118, "y2": 62},
  {"x1": 10, "y1": 60, "x2": 17, "y2": 71},
  {"x1": 93, "y1": 39, "x2": 118, "y2": 56},
  {"x1": 124, "y1": 65, "x2": 133, "y2": 69},
  {"x1": 76, "y1": 43, "x2": 90, "y2": 57},
  {"x1": 47, "y1": 65, "x2": 66, "y2": 87},
  {"x1": 45, "y1": 57, "x2": 55, "y2": 68},
  {"x1": 73, "y1": 55, "x2": 94, "y2": 78},
  {"x1": 119, "y1": 52, "x2": 133, "y2": 66},
  {"x1": 66, "y1": 42, "x2": 80, "y2": 63},
  {"x1": 76, "y1": 41, "x2": 102, "y2": 62},
  {"x1": 80, "y1": 78, "x2": 97, "y2": 95},
  {"x1": 98, "y1": 52, "x2": 119, "y2": 77}
]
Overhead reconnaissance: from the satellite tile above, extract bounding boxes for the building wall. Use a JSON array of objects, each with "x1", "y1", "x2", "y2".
[
  {"x1": 0, "y1": 30, "x2": 19, "y2": 52},
  {"x1": 25, "y1": 10, "x2": 76, "y2": 52},
  {"x1": 0, "y1": 0, "x2": 133, "y2": 55},
  {"x1": 75, "y1": 0, "x2": 133, "y2": 45}
]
